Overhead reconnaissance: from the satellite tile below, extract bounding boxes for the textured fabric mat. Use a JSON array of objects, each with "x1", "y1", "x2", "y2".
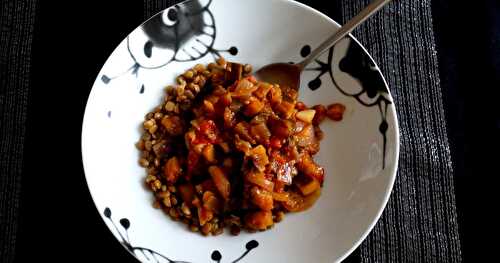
[
  {"x1": 338, "y1": 0, "x2": 462, "y2": 262},
  {"x1": 0, "y1": 1, "x2": 38, "y2": 262},
  {"x1": 142, "y1": 0, "x2": 462, "y2": 262}
]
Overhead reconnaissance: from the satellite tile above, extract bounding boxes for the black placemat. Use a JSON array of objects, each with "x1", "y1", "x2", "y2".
[
  {"x1": 0, "y1": 1, "x2": 38, "y2": 262},
  {"x1": 337, "y1": 1, "x2": 462, "y2": 262}
]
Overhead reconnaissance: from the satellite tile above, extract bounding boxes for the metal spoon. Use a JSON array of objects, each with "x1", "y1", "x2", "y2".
[{"x1": 255, "y1": 0, "x2": 391, "y2": 90}]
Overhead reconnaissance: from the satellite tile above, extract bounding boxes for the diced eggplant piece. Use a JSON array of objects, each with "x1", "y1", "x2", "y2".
[
  {"x1": 297, "y1": 154, "x2": 325, "y2": 183},
  {"x1": 164, "y1": 156, "x2": 182, "y2": 183},
  {"x1": 178, "y1": 183, "x2": 196, "y2": 204},
  {"x1": 202, "y1": 144, "x2": 216, "y2": 163},
  {"x1": 161, "y1": 115, "x2": 183, "y2": 136},
  {"x1": 225, "y1": 62, "x2": 243, "y2": 84},
  {"x1": 234, "y1": 121, "x2": 256, "y2": 144},
  {"x1": 249, "y1": 186, "x2": 274, "y2": 211},
  {"x1": 245, "y1": 170, "x2": 274, "y2": 192},
  {"x1": 244, "y1": 211, "x2": 273, "y2": 230},
  {"x1": 295, "y1": 177, "x2": 321, "y2": 196},
  {"x1": 234, "y1": 135, "x2": 253, "y2": 155},
  {"x1": 249, "y1": 145, "x2": 269, "y2": 172},
  {"x1": 244, "y1": 97, "x2": 265, "y2": 116},
  {"x1": 282, "y1": 188, "x2": 321, "y2": 212},
  {"x1": 253, "y1": 82, "x2": 272, "y2": 99},
  {"x1": 250, "y1": 122, "x2": 271, "y2": 144},
  {"x1": 208, "y1": 166, "x2": 231, "y2": 200},
  {"x1": 274, "y1": 100, "x2": 295, "y2": 119}
]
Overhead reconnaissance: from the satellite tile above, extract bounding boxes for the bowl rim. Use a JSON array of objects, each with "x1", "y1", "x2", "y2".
[{"x1": 80, "y1": 0, "x2": 400, "y2": 262}]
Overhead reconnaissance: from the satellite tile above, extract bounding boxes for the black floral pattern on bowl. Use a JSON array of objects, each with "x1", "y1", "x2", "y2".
[
  {"x1": 300, "y1": 38, "x2": 392, "y2": 169},
  {"x1": 101, "y1": 0, "x2": 238, "y2": 93},
  {"x1": 104, "y1": 208, "x2": 258, "y2": 263}
]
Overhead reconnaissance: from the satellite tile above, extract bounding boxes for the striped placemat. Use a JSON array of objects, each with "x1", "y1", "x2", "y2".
[
  {"x1": 0, "y1": 0, "x2": 38, "y2": 262},
  {"x1": 337, "y1": 0, "x2": 462, "y2": 262}
]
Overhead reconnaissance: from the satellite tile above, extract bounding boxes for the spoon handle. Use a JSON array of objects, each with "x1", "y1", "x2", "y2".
[{"x1": 297, "y1": 0, "x2": 391, "y2": 69}]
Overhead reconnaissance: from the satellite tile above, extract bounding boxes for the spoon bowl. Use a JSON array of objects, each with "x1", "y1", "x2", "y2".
[{"x1": 255, "y1": 63, "x2": 302, "y2": 90}]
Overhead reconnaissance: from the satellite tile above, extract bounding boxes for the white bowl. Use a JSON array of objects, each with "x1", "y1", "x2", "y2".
[{"x1": 81, "y1": 0, "x2": 399, "y2": 262}]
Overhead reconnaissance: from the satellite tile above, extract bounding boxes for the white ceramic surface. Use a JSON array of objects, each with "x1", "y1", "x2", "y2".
[{"x1": 81, "y1": 0, "x2": 399, "y2": 262}]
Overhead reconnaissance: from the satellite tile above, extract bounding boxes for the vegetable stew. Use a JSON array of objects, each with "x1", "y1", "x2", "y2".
[{"x1": 137, "y1": 58, "x2": 344, "y2": 236}]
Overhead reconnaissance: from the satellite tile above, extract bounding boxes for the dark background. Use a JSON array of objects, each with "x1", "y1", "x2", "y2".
[{"x1": 13, "y1": 0, "x2": 498, "y2": 262}]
